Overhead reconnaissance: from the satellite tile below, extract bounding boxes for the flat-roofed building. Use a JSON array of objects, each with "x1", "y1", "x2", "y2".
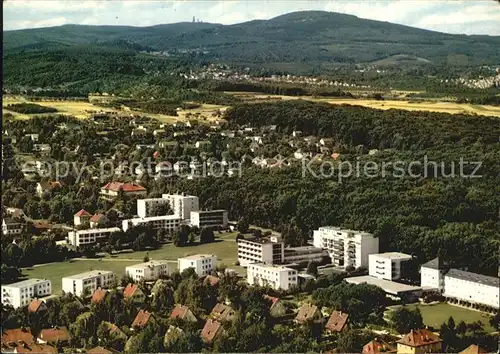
[
  {"x1": 237, "y1": 236, "x2": 284, "y2": 267},
  {"x1": 62, "y1": 270, "x2": 116, "y2": 296},
  {"x1": 66, "y1": 227, "x2": 121, "y2": 247},
  {"x1": 137, "y1": 197, "x2": 171, "y2": 218},
  {"x1": 162, "y1": 194, "x2": 199, "y2": 220},
  {"x1": 122, "y1": 214, "x2": 182, "y2": 232},
  {"x1": 178, "y1": 254, "x2": 217, "y2": 276},
  {"x1": 369, "y1": 252, "x2": 413, "y2": 281},
  {"x1": 125, "y1": 260, "x2": 169, "y2": 282},
  {"x1": 283, "y1": 246, "x2": 328, "y2": 264},
  {"x1": 1, "y1": 279, "x2": 52, "y2": 309},
  {"x1": 247, "y1": 263, "x2": 298, "y2": 290},
  {"x1": 190, "y1": 210, "x2": 228, "y2": 229}
]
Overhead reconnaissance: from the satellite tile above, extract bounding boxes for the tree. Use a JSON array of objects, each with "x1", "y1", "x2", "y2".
[
  {"x1": 173, "y1": 225, "x2": 189, "y2": 247},
  {"x1": 337, "y1": 330, "x2": 365, "y2": 353},
  {"x1": 143, "y1": 253, "x2": 150, "y2": 262},
  {"x1": 389, "y1": 306, "x2": 424, "y2": 333},
  {"x1": 199, "y1": 227, "x2": 215, "y2": 244},
  {"x1": 151, "y1": 203, "x2": 172, "y2": 217},
  {"x1": 306, "y1": 261, "x2": 318, "y2": 277},
  {"x1": 237, "y1": 217, "x2": 249, "y2": 233}
]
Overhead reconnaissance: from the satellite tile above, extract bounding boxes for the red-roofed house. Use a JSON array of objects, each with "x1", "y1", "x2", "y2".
[
  {"x1": 37, "y1": 327, "x2": 70, "y2": 345},
  {"x1": 74, "y1": 209, "x2": 92, "y2": 226},
  {"x1": 396, "y1": 329, "x2": 442, "y2": 354},
  {"x1": 295, "y1": 303, "x2": 323, "y2": 324},
  {"x1": 204, "y1": 275, "x2": 219, "y2": 287},
  {"x1": 325, "y1": 311, "x2": 349, "y2": 333},
  {"x1": 36, "y1": 181, "x2": 63, "y2": 198},
  {"x1": 201, "y1": 319, "x2": 223, "y2": 343},
  {"x1": 100, "y1": 182, "x2": 146, "y2": 200},
  {"x1": 86, "y1": 346, "x2": 119, "y2": 354},
  {"x1": 459, "y1": 344, "x2": 488, "y2": 354},
  {"x1": 91, "y1": 288, "x2": 108, "y2": 304},
  {"x1": 264, "y1": 295, "x2": 286, "y2": 317},
  {"x1": 363, "y1": 339, "x2": 396, "y2": 354},
  {"x1": 210, "y1": 303, "x2": 236, "y2": 322},
  {"x1": 170, "y1": 304, "x2": 197, "y2": 323},
  {"x1": 1, "y1": 328, "x2": 35, "y2": 351},
  {"x1": 131, "y1": 310, "x2": 156, "y2": 329},
  {"x1": 89, "y1": 214, "x2": 108, "y2": 228},
  {"x1": 123, "y1": 284, "x2": 145, "y2": 303},
  {"x1": 14, "y1": 343, "x2": 57, "y2": 353},
  {"x1": 27, "y1": 299, "x2": 47, "y2": 313}
]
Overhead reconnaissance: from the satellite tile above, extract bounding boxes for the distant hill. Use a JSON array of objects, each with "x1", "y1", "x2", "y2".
[{"x1": 4, "y1": 11, "x2": 500, "y2": 69}]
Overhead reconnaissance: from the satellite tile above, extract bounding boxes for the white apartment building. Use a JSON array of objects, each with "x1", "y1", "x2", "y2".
[
  {"x1": 237, "y1": 236, "x2": 284, "y2": 267},
  {"x1": 162, "y1": 194, "x2": 199, "y2": 220},
  {"x1": 122, "y1": 215, "x2": 182, "y2": 232},
  {"x1": 137, "y1": 197, "x2": 171, "y2": 218},
  {"x1": 313, "y1": 227, "x2": 379, "y2": 269},
  {"x1": 125, "y1": 260, "x2": 170, "y2": 282},
  {"x1": 283, "y1": 246, "x2": 327, "y2": 264},
  {"x1": 178, "y1": 254, "x2": 217, "y2": 276},
  {"x1": 190, "y1": 210, "x2": 229, "y2": 229},
  {"x1": 66, "y1": 227, "x2": 121, "y2": 247},
  {"x1": 1, "y1": 279, "x2": 52, "y2": 309},
  {"x1": 420, "y1": 258, "x2": 499, "y2": 309},
  {"x1": 62, "y1": 270, "x2": 116, "y2": 296},
  {"x1": 369, "y1": 252, "x2": 413, "y2": 281},
  {"x1": 247, "y1": 263, "x2": 298, "y2": 290}
]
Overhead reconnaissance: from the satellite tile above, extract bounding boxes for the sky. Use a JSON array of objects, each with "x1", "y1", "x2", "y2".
[{"x1": 3, "y1": 0, "x2": 500, "y2": 35}]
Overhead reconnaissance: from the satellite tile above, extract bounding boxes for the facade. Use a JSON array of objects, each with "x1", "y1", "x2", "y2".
[
  {"x1": 73, "y1": 209, "x2": 92, "y2": 226},
  {"x1": 237, "y1": 236, "x2": 284, "y2": 267},
  {"x1": 137, "y1": 197, "x2": 171, "y2": 218},
  {"x1": 283, "y1": 246, "x2": 327, "y2": 264},
  {"x1": 247, "y1": 263, "x2": 298, "y2": 290},
  {"x1": 420, "y1": 257, "x2": 445, "y2": 290},
  {"x1": 66, "y1": 227, "x2": 121, "y2": 247},
  {"x1": 2, "y1": 218, "x2": 25, "y2": 236},
  {"x1": 89, "y1": 214, "x2": 107, "y2": 228},
  {"x1": 396, "y1": 329, "x2": 442, "y2": 354},
  {"x1": 163, "y1": 194, "x2": 199, "y2": 220},
  {"x1": 313, "y1": 227, "x2": 379, "y2": 269},
  {"x1": 1, "y1": 279, "x2": 52, "y2": 309},
  {"x1": 190, "y1": 210, "x2": 229, "y2": 229},
  {"x1": 122, "y1": 215, "x2": 182, "y2": 232},
  {"x1": 62, "y1": 270, "x2": 116, "y2": 296},
  {"x1": 125, "y1": 260, "x2": 170, "y2": 282},
  {"x1": 369, "y1": 252, "x2": 413, "y2": 281},
  {"x1": 178, "y1": 254, "x2": 217, "y2": 276},
  {"x1": 100, "y1": 182, "x2": 147, "y2": 200}
]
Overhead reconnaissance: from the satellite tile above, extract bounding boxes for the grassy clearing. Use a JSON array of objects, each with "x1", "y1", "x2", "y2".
[{"x1": 388, "y1": 303, "x2": 495, "y2": 333}]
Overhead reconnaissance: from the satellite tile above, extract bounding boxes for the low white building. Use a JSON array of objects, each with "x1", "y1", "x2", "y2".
[
  {"x1": 1, "y1": 279, "x2": 52, "y2": 309},
  {"x1": 62, "y1": 270, "x2": 116, "y2": 296},
  {"x1": 122, "y1": 215, "x2": 182, "y2": 232},
  {"x1": 237, "y1": 236, "x2": 284, "y2": 267},
  {"x1": 125, "y1": 260, "x2": 170, "y2": 282},
  {"x1": 369, "y1": 252, "x2": 413, "y2": 281},
  {"x1": 190, "y1": 210, "x2": 228, "y2": 229},
  {"x1": 313, "y1": 227, "x2": 379, "y2": 269},
  {"x1": 247, "y1": 263, "x2": 298, "y2": 290},
  {"x1": 66, "y1": 227, "x2": 121, "y2": 247},
  {"x1": 178, "y1": 254, "x2": 217, "y2": 276}
]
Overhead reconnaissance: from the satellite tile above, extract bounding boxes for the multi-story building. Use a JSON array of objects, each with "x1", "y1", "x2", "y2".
[
  {"x1": 247, "y1": 263, "x2": 298, "y2": 290},
  {"x1": 420, "y1": 257, "x2": 500, "y2": 309},
  {"x1": 66, "y1": 227, "x2": 121, "y2": 247},
  {"x1": 1, "y1": 279, "x2": 52, "y2": 309},
  {"x1": 178, "y1": 254, "x2": 217, "y2": 276},
  {"x1": 283, "y1": 246, "x2": 328, "y2": 264},
  {"x1": 122, "y1": 215, "x2": 182, "y2": 232},
  {"x1": 163, "y1": 194, "x2": 199, "y2": 220},
  {"x1": 137, "y1": 197, "x2": 172, "y2": 218},
  {"x1": 237, "y1": 236, "x2": 284, "y2": 267},
  {"x1": 369, "y1": 252, "x2": 413, "y2": 281},
  {"x1": 190, "y1": 210, "x2": 228, "y2": 229},
  {"x1": 62, "y1": 270, "x2": 116, "y2": 296},
  {"x1": 313, "y1": 227, "x2": 379, "y2": 269},
  {"x1": 396, "y1": 329, "x2": 442, "y2": 354},
  {"x1": 125, "y1": 260, "x2": 170, "y2": 282},
  {"x1": 2, "y1": 218, "x2": 25, "y2": 236}
]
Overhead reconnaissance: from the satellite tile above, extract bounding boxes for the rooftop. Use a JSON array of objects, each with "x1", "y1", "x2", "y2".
[
  {"x1": 397, "y1": 329, "x2": 441, "y2": 347},
  {"x1": 128, "y1": 215, "x2": 182, "y2": 222},
  {"x1": 248, "y1": 263, "x2": 295, "y2": 272},
  {"x1": 317, "y1": 226, "x2": 374, "y2": 237},
  {"x1": 179, "y1": 254, "x2": 216, "y2": 261},
  {"x1": 238, "y1": 236, "x2": 280, "y2": 245},
  {"x1": 126, "y1": 260, "x2": 169, "y2": 269},
  {"x1": 62, "y1": 270, "x2": 114, "y2": 280},
  {"x1": 3, "y1": 279, "x2": 49, "y2": 289},
  {"x1": 73, "y1": 227, "x2": 121, "y2": 235},
  {"x1": 345, "y1": 275, "x2": 422, "y2": 296},
  {"x1": 371, "y1": 252, "x2": 413, "y2": 260},
  {"x1": 445, "y1": 268, "x2": 499, "y2": 287}
]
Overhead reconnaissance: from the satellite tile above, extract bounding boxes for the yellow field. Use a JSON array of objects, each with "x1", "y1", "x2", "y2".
[
  {"x1": 228, "y1": 92, "x2": 500, "y2": 118},
  {"x1": 2, "y1": 95, "x2": 228, "y2": 123}
]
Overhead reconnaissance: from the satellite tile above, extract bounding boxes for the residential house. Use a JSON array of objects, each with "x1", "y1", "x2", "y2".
[
  {"x1": 100, "y1": 182, "x2": 147, "y2": 200},
  {"x1": 458, "y1": 344, "x2": 488, "y2": 354},
  {"x1": 73, "y1": 209, "x2": 92, "y2": 226},
  {"x1": 204, "y1": 275, "x2": 219, "y2": 287},
  {"x1": 86, "y1": 346, "x2": 119, "y2": 354},
  {"x1": 264, "y1": 295, "x2": 287, "y2": 317},
  {"x1": 362, "y1": 338, "x2": 397, "y2": 354},
  {"x1": 14, "y1": 343, "x2": 57, "y2": 353},
  {"x1": 201, "y1": 319, "x2": 223, "y2": 343},
  {"x1": 131, "y1": 310, "x2": 156, "y2": 329},
  {"x1": 33, "y1": 144, "x2": 51, "y2": 154},
  {"x1": 1, "y1": 328, "x2": 35, "y2": 352},
  {"x1": 396, "y1": 329, "x2": 442, "y2": 354},
  {"x1": 35, "y1": 181, "x2": 62, "y2": 197},
  {"x1": 27, "y1": 299, "x2": 47, "y2": 313},
  {"x1": 170, "y1": 304, "x2": 197, "y2": 323},
  {"x1": 2, "y1": 218, "x2": 25, "y2": 236},
  {"x1": 294, "y1": 303, "x2": 323, "y2": 324},
  {"x1": 325, "y1": 311, "x2": 349, "y2": 333},
  {"x1": 37, "y1": 327, "x2": 71, "y2": 345},
  {"x1": 89, "y1": 214, "x2": 107, "y2": 228},
  {"x1": 123, "y1": 284, "x2": 146, "y2": 303},
  {"x1": 91, "y1": 288, "x2": 108, "y2": 304},
  {"x1": 210, "y1": 303, "x2": 236, "y2": 323}
]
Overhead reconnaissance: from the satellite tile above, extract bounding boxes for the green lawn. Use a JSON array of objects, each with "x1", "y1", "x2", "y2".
[
  {"x1": 392, "y1": 303, "x2": 495, "y2": 333},
  {"x1": 21, "y1": 259, "x2": 139, "y2": 295}
]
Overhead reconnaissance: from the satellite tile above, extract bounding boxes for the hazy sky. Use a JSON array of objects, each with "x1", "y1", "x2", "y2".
[{"x1": 4, "y1": 0, "x2": 500, "y2": 35}]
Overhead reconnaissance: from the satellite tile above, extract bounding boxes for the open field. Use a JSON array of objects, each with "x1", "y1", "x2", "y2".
[
  {"x1": 2, "y1": 95, "x2": 227, "y2": 123},
  {"x1": 387, "y1": 303, "x2": 496, "y2": 333},
  {"x1": 228, "y1": 92, "x2": 500, "y2": 118}
]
